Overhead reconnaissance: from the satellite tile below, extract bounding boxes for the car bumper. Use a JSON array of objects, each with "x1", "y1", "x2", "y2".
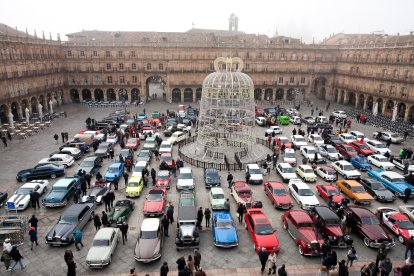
[
  {"x1": 249, "y1": 179, "x2": 263, "y2": 185},
  {"x1": 43, "y1": 201, "x2": 66, "y2": 207},
  {"x1": 126, "y1": 192, "x2": 141, "y2": 198},
  {"x1": 205, "y1": 183, "x2": 221, "y2": 188},
  {"x1": 369, "y1": 241, "x2": 395, "y2": 249},
  {"x1": 45, "y1": 239, "x2": 71, "y2": 246},
  {"x1": 214, "y1": 241, "x2": 239, "y2": 248},
  {"x1": 176, "y1": 186, "x2": 195, "y2": 190},
  {"x1": 383, "y1": 166, "x2": 394, "y2": 171},
  {"x1": 275, "y1": 203, "x2": 294, "y2": 210},
  {"x1": 144, "y1": 211, "x2": 163, "y2": 217},
  {"x1": 345, "y1": 175, "x2": 360, "y2": 179},
  {"x1": 302, "y1": 204, "x2": 319, "y2": 210},
  {"x1": 134, "y1": 253, "x2": 161, "y2": 263},
  {"x1": 86, "y1": 261, "x2": 110, "y2": 268},
  {"x1": 6, "y1": 204, "x2": 27, "y2": 211}
]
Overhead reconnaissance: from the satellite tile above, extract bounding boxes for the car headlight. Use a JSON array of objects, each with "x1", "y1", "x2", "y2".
[
  {"x1": 61, "y1": 237, "x2": 67, "y2": 241},
  {"x1": 328, "y1": 236, "x2": 336, "y2": 241},
  {"x1": 307, "y1": 244, "x2": 311, "y2": 248}
]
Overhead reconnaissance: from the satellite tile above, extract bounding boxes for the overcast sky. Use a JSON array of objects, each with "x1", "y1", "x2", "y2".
[{"x1": 1, "y1": 0, "x2": 413, "y2": 43}]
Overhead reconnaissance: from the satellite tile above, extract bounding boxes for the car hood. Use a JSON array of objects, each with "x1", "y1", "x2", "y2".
[
  {"x1": 254, "y1": 233, "x2": 279, "y2": 248},
  {"x1": 180, "y1": 224, "x2": 196, "y2": 237},
  {"x1": 211, "y1": 198, "x2": 226, "y2": 207},
  {"x1": 156, "y1": 180, "x2": 170, "y2": 186},
  {"x1": 8, "y1": 194, "x2": 30, "y2": 206},
  {"x1": 44, "y1": 191, "x2": 66, "y2": 202},
  {"x1": 86, "y1": 246, "x2": 111, "y2": 262},
  {"x1": 284, "y1": 157, "x2": 296, "y2": 163},
  {"x1": 46, "y1": 223, "x2": 76, "y2": 239},
  {"x1": 300, "y1": 195, "x2": 320, "y2": 205},
  {"x1": 328, "y1": 153, "x2": 339, "y2": 158},
  {"x1": 355, "y1": 192, "x2": 373, "y2": 200},
  {"x1": 323, "y1": 225, "x2": 343, "y2": 237},
  {"x1": 273, "y1": 195, "x2": 292, "y2": 205},
  {"x1": 89, "y1": 187, "x2": 106, "y2": 197},
  {"x1": 375, "y1": 189, "x2": 395, "y2": 199},
  {"x1": 295, "y1": 141, "x2": 307, "y2": 146},
  {"x1": 109, "y1": 207, "x2": 128, "y2": 221},
  {"x1": 135, "y1": 238, "x2": 160, "y2": 259},
  {"x1": 299, "y1": 228, "x2": 319, "y2": 242},
  {"x1": 360, "y1": 225, "x2": 390, "y2": 241},
  {"x1": 177, "y1": 179, "x2": 194, "y2": 186},
  {"x1": 345, "y1": 170, "x2": 361, "y2": 176},
  {"x1": 17, "y1": 169, "x2": 32, "y2": 176},
  {"x1": 105, "y1": 172, "x2": 119, "y2": 179},
  {"x1": 144, "y1": 200, "x2": 163, "y2": 212},
  {"x1": 137, "y1": 156, "x2": 150, "y2": 162},
  {"x1": 78, "y1": 165, "x2": 93, "y2": 174},
  {"x1": 332, "y1": 194, "x2": 343, "y2": 204},
  {"x1": 206, "y1": 178, "x2": 220, "y2": 185},
  {"x1": 214, "y1": 227, "x2": 238, "y2": 243}
]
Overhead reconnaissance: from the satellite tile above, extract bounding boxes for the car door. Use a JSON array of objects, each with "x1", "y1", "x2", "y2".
[
  {"x1": 384, "y1": 214, "x2": 398, "y2": 235},
  {"x1": 291, "y1": 184, "x2": 299, "y2": 202},
  {"x1": 320, "y1": 186, "x2": 328, "y2": 200},
  {"x1": 265, "y1": 183, "x2": 273, "y2": 202}
]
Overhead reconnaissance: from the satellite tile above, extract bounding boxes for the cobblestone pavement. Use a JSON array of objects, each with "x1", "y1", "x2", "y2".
[{"x1": 0, "y1": 98, "x2": 412, "y2": 275}]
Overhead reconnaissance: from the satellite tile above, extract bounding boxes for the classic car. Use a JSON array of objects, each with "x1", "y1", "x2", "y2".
[
  {"x1": 367, "y1": 154, "x2": 395, "y2": 170},
  {"x1": 282, "y1": 210, "x2": 324, "y2": 256},
  {"x1": 245, "y1": 208, "x2": 280, "y2": 253},
  {"x1": 17, "y1": 163, "x2": 65, "y2": 182},
  {"x1": 317, "y1": 145, "x2": 340, "y2": 161},
  {"x1": 150, "y1": 118, "x2": 162, "y2": 128},
  {"x1": 290, "y1": 116, "x2": 301, "y2": 125},
  {"x1": 104, "y1": 162, "x2": 125, "y2": 182},
  {"x1": 376, "y1": 207, "x2": 414, "y2": 244},
  {"x1": 331, "y1": 160, "x2": 361, "y2": 180},
  {"x1": 323, "y1": 134, "x2": 344, "y2": 147},
  {"x1": 276, "y1": 163, "x2": 297, "y2": 183},
  {"x1": 275, "y1": 136, "x2": 292, "y2": 149},
  {"x1": 282, "y1": 149, "x2": 297, "y2": 166},
  {"x1": 134, "y1": 218, "x2": 164, "y2": 262},
  {"x1": 230, "y1": 181, "x2": 253, "y2": 207},
  {"x1": 126, "y1": 175, "x2": 144, "y2": 198},
  {"x1": 287, "y1": 108, "x2": 299, "y2": 116},
  {"x1": 0, "y1": 192, "x2": 7, "y2": 207},
  {"x1": 291, "y1": 135, "x2": 308, "y2": 149},
  {"x1": 398, "y1": 205, "x2": 414, "y2": 223},
  {"x1": 308, "y1": 134, "x2": 325, "y2": 146},
  {"x1": 42, "y1": 177, "x2": 80, "y2": 207},
  {"x1": 339, "y1": 133, "x2": 355, "y2": 144},
  {"x1": 265, "y1": 125, "x2": 282, "y2": 136},
  {"x1": 350, "y1": 156, "x2": 372, "y2": 171},
  {"x1": 140, "y1": 129, "x2": 159, "y2": 140},
  {"x1": 302, "y1": 116, "x2": 316, "y2": 125},
  {"x1": 367, "y1": 169, "x2": 414, "y2": 197},
  {"x1": 212, "y1": 211, "x2": 239, "y2": 247},
  {"x1": 45, "y1": 202, "x2": 95, "y2": 246},
  {"x1": 366, "y1": 140, "x2": 391, "y2": 155},
  {"x1": 125, "y1": 138, "x2": 140, "y2": 150},
  {"x1": 167, "y1": 131, "x2": 187, "y2": 144},
  {"x1": 108, "y1": 199, "x2": 135, "y2": 226},
  {"x1": 137, "y1": 149, "x2": 152, "y2": 162},
  {"x1": 300, "y1": 146, "x2": 324, "y2": 163},
  {"x1": 359, "y1": 178, "x2": 396, "y2": 202},
  {"x1": 50, "y1": 147, "x2": 82, "y2": 160},
  {"x1": 120, "y1": 148, "x2": 134, "y2": 162},
  {"x1": 391, "y1": 158, "x2": 414, "y2": 173},
  {"x1": 335, "y1": 144, "x2": 358, "y2": 160},
  {"x1": 315, "y1": 166, "x2": 337, "y2": 181},
  {"x1": 156, "y1": 170, "x2": 171, "y2": 189},
  {"x1": 255, "y1": 107, "x2": 265, "y2": 116},
  {"x1": 349, "y1": 131, "x2": 366, "y2": 141},
  {"x1": 332, "y1": 110, "x2": 347, "y2": 119},
  {"x1": 81, "y1": 180, "x2": 111, "y2": 204},
  {"x1": 95, "y1": 142, "x2": 114, "y2": 158},
  {"x1": 177, "y1": 167, "x2": 195, "y2": 190},
  {"x1": 288, "y1": 179, "x2": 320, "y2": 210},
  {"x1": 372, "y1": 131, "x2": 404, "y2": 144},
  {"x1": 105, "y1": 134, "x2": 118, "y2": 144},
  {"x1": 151, "y1": 111, "x2": 161, "y2": 118},
  {"x1": 309, "y1": 206, "x2": 352, "y2": 247},
  {"x1": 256, "y1": 116, "x2": 266, "y2": 126},
  {"x1": 264, "y1": 181, "x2": 293, "y2": 209},
  {"x1": 38, "y1": 154, "x2": 75, "y2": 168},
  {"x1": 349, "y1": 141, "x2": 374, "y2": 157},
  {"x1": 176, "y1": 191, "x2": 199, "y2": 249},
  {"x1": 6, "y1": 180, "x2": 49, "y2": 210},
  {"x1": 159, "y1": 141, "x2": 173, "y2": 154},
  {"x1": 204, "y1": 168, "x2": 221, "y2": 188},
  {"x1": 160, "y1": 153, "x2": 173, "y2": 167},
  {"x1": 86, "y1": 227, "x2": 120, "y2": 268},
  {"x1": 246, "y1": 164, "x2": 263, "y2": 184},
  {"x1": 144, "y1": 136, "x2": 159, "y2": 151},
  {"x1": 315, "y1": 184, "x2": 343, "y2": 205},
  {"x1": 143, "y1": 188, "x2": 167, "y2": 217},
  {"x1": 132, "y1": 161, "x2": 149, "y2": 177},
  {"x1": 137, "y1": 114, "x2": 147, "y2": 121},
  {"x1": 296, "y1": 164, "x2": 317, "y2": 182},
  {"x1": 78, "y1": 156, "x2": 102, "y2": 176},
  {"x1": 60, "y1": 141, "x2": 90, "y2": 153},
  {"x1": 344, "y1": 206, "x2": 395, "y2": 249},
  {"x1": 336, "y1": 180, "x2": 374, "y2": 205},
  {"x1": 209, "y1": 187, "x2": 226, "y2": 210}
]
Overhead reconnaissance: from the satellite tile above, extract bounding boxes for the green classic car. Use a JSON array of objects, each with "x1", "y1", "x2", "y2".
[
  {"x1": 108, "y1": 199, "x2": 135, "y2": 227},
  {"x1": 151, "y1": 111, "x2": 161, "y2": 119}
]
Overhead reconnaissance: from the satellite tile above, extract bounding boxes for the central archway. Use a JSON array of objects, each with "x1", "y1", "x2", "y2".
[
  {"x1": 172, "y1": 88, "x2": 181, "y2": 103},
  {"x1": 254, "y1": 88, "x2": 262, "y2": 100},
  {"x1": 94, "y1": 89, "x2": 104, "y2": 101},
  {"x1": 311, "y1": 77, "x2": 328, "y2": 99},
  {"x1": 184, "y1": 88, "x2": 193, "y2": 102},
  {"x1": 131, "y1": 88, "x2": 140, "y2": 102},
  {"x1": 146, "y1": 76, "x2": 166, "y2": 102},
  {"x1": 70, "y1": 89, "x2": 79, "y2": 102},
  {"x1": 276, "y1": 88, "x2": 284, "y2": 100}
]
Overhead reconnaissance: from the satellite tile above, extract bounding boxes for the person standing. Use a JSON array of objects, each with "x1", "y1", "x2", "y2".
[
  {"x1": 278, "y1": 264, "x2": 287, "y2": 276},
  {"x1": 224, "y1": 198, "x2": 230, "y2": 212},
  {"x1": 151, "y1": 168, "x2": 156, "y2": 186},
  {"x1": 227, "y1": 172, "x2": 233, "y2": 189},
  {"x1": 380, "y1": 258, "x2": 392, "y2": 276},
  {"x1": 154, "y1": 149, "x2": 160, "y2": 161},
  {"x1": 108, "y1": 190, "x2": 115, "y2": 209},
  {"x1": 28, "y1": 226, "x2": 38, "y2": 250},
  {"x1": 197, "y1": 207, "x2": 204, "y2": 229},
  {"x1": 193, "y1": 249, "x2": 201, "y2": 271},
  {"x1": 85, "y1": 173, "x2": 92, "y2": 189},
  {"x1": 67, "y1": 258, "x2": 77, "y2": 276},
  {"x1": 267, "y1": 251, "x2": 277, "y2": 275},
  {"x1": 80, "y1": 176, "x2": 87, "y2": 196},
  {"x1": 1, "y1": 249, "x2": 12, "y2": 270},
  {"x1": 93, "y1": 214, "x2": 102, "y2": 231},
  {"x1": 338, "y1": 259, "x2": 348, "y2": 276},
  {"x1": 28, "y1": 214, "x2": 38, "y2": 231},
  {"x1": 171, "y1": 160, "x2": 177, "y2": 177},
  {"x1": 237, "y1": 203, "x2": 245, "y2": 224},
  {"x1": 386, "y1": 138, "x2": 392, "y2": 148},
  {"x1": 346, "y1": 246, "x2": 356, "y2": 267},
  {"x1": 7, "y1": 246, "x2": 24, "y2": 272},
  {"x1": 176, "y1": 256, "x2": 186, "y2": 272},
  {"x1": 61, "y1": 132, "x2": 65, "y2": 143},
  {"x1": 404, "y1": 187, "x2": 411, "y2": 203},
  {"x1": 96, "y1": 171, "x2": 103, "y2": 182},
  {"x1": 109, "y1": 148, "x2": 114, "y2": 160},
  {"x1": 204, "y1": 208, "x2": 211, "y2": 228},
  {"x1": 167, "y1": 203, "x2": 174, "y2": 224},
  {"x1": 120, "y1": 222, "x2": 129, "y2": 244},
  {"x1": 101, "y1": 211, "x2": 109, "y2": 227},
  {"x1": 259, "y1": 247, "x2": 269, "y2": 274},
  {"x1": 161, "y1": 215, "x2": 169, "y2": 237},
  {"x1": 53, "y1": 133, "x2": 59, "y2": 144},
  {"x1": 160, "y1": 261, "x2": 169, "y2": 276},
  {"x1": 1, "y1": 136, "x2": 7, "y2": 147},
  {"x1": 123, "y1": 172, "x2": 129, "y2": 186},
  {"x1": 245, "y1": 171, "x2": 250, "y2": 184},
  {"x1": 74, "y1": 187, "x2": 81, "y2": 204},
  {"x1": 113, "y1": 175, "x2": 119, "y2": 190},
  {"x1": 74, "y1": 229, "x2": 84, "y2": 251},
  {"x1": 103, "y1": 193, "x2": 111, "y2": 212}
]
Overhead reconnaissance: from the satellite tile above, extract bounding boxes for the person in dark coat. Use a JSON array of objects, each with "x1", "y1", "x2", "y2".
[
  {"x1": 386, "y1": 138, "x2": 392, "y2": 148},
  {"x1": 101, "y1": 211, "x2": 109, "y2": 227},
  {"x1": 278, "y1": 264, "x2": 287, "y2": 276},
  {"x1": 151, "y1": 168, "x2": 157, "y2": 185},
  {"x1": 32, "y1": 190, "x2": 41, "y2": 208},
  {"x1": 120, "y1": 222, "x2": 129, "y2": 244},
  {"x1": 123, "y1": 172, "x2": 129, "y2": 185},
  {"x1": 112, "y1": 175, "x2": 119, "y2": 190},
  {"x1": 103, "y1": 193, "x2": 111, "y2": 212},
  {"x1": 93, "y1": 214, "x2": 101, "y2": 231},
  {"x1": 227, "y1": 172, "x2": 234, "y2": 188},
  {"x1": 404, "y1": 187, "x2": 411, "y2": 203},
  {"x1": 80, "y1": 177, "x2": 87, "y2": 196},
  {"x1": 7, "y1": 246, "x2": 24, "y2": 272},
  {"x1": 167, "y1": 204, "x2": 174, "y2": 224},
  {"x1": 67, "y1": 258, "x2": 77, "y2": 276},
  {"x1": 84, "y1": 173, "x2": 92, "y2": 189},
  {"x1": 258, "y1": 247, "x2": 269, "y2": 274},
  {"x1": 64, "y1": 249, "x2": 74, "y2": 265},
  {"x1": 108, "y1": 190, "x2": 115, "y2": 208},
  {"x1": 176, "y1": 256, "x2": 186, "y2": 272},
  {"x1": 161, "y1": 215, "x2": 169, "y2": 237},
  {"x1": 53, "y1": 133, "x2": 59, "y2": 144},
  {"x1": 74, "y1": 187, "x2": 81, "y2": 204},
  {"x1": 196, "y1": 207, "x2": 204, "y2": 229},
  {"x1": 237, "y1": 203, "x2": 246, "y2": 224},
  {"x1": 245, "y1": 171, "x2": 250, "y2": 184},
  {"x1": 28, "y1": 226, "x2": 38, "y2": 250},
  {"x1": 96, "y1": 171, "x2": 103, "y2": 181},
  {"x1": 338, "y1": 259, "x2": 348, "y2": 276},
  {"x1": 193, "y1": 249, "x2": 201, "y2": 271},
  {"x1": 204, "y1": 208, "x2": 211, "y2": 228},
  {"x1": 28, "y1": 214, "x2": 39, "y2": 231},
  {"x1": 7, "y1": 131, "x2": 12, "y2": 141},
  {"x1": 160, "y1": 261, "x2": 169, "y2": 276}
]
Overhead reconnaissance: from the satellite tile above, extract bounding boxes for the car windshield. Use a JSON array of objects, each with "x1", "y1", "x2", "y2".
[
  {"x1": 92, "y1": 239, "x2": 110, "y2": 246},
  {"x1": 345, "y1": 147, "x2": 356, "y2": 152},
  {"x1": 391, "y1": 177, "x2": 405, "y2": 183},
  {"x1": 299, "y1": 189, "x2": 314, "y2": 196},
  {"x1": 249, "y1": 168, "x2": 261, "y2": 174},
  {"x1": 108, "y1": 166, "x2": 119, "y2": 173},
  {"x1": 179, "y1": 173, "x2": 192, "y2": 179},
  {"x1": 307, "y1": 149, "x2": 316, "y2": 154},
  {"x1": 358, "y1": 144, "x2": 369, "y2": 149},
  {"x1": 298, "y1": 222, "x2": 313, "y2": 227},
  {"x1": 390, "y1": 134, "x2": 399, "y2": 138},
  {"x1": 358, "y1": 157, "x2": 368, "y2": 163},
  {"x1": 285, "y1": 152, "x2": 295, "y2": 158},
  {"x1": 139, "y1": 151, "x2": 150, "y2": 157},
  {"x1": 213, "y1": 193, "x2": 224, "y2": 199},
  {"x1": 148, "y1": 193, "x2": 163, "y2": 200},
  {"x1": 59, "y1": 215, "x2": 78, "y2": 224},
  {"x1": 325, "y1": 219, "x2": 340, "y2": 226},
  {"x1": 180, "y1": 198, "x2": 194, "y2": 206},
  {"x1": 304, "y1": 169, "x2": 314, "y2": 173},
  {"x1": 99, "y1": 144, "x2": 109, "y2": 149},
  {"x1": 273, "y1": 189, "x2": 287, "y2": 195},
  {"x1": 295, "y1": 137, "x2": 305, "y2": 142},
  {"x1": 128, "y1": 182, "x2": 140, "y2": 187},
  {"x1": 374, "y1": 143, "x2": 386, "y2": 148},
  {"x1": 160, "y1": 144, "x2": 170, "y2": 149},
  {"x1": 161, "y1": 155, "x2": 172, "y2": 162},
  {"x1": 16, "y1": 187, "x2": 33, "y2": 195},
  {"x1": 343, "y1": 165, "x2": 355, "y2": 171},
  {"x1": 361, "y1": 217, "x2": 379, "y2": 225},
  {"x1": 351, "y1": 186, "x2": 366, "y2": 193},
  {"x1": 327, "y1": 189, "x2": 339, "y2": 195},
  {"x1": 216, "y1": 220, "x2": 233, "y2": 228},
  {"x1": 377, "y1": 157, "x2": 387, "y2": 162},
  {"x1": 279, "y1": 138, "x2": 288, "y2": 143},
  {"x1": 326, "y1": 147, "x2": 336, "y2": 153},
  {"x1": 283, "y1": 167, "x2": 294, "y2": 173},
  {"x1": 255, "y1": 224, "x2": 274, "y2": 235},
  {"x1": 81, "y1": 161, "x2": 94, "y2": 167},
  {"x1": 52, "y1": 186, "x2": 68, "y2": 191},
  {"x1": 397, "y1": 220, "x2": 414, "y2": 229},
  {"x1": 327, "y1": 171, "x2": 336, "y2": 175},
  {"x1": 371, "y1": 183, "x2": 387, "y2": 190},
  {"x1": 157, "y1": 174, "x2": 169, "y2": 180},
  {"x1": 128, "y1": 139, "x2": 138, "y2": 144}
]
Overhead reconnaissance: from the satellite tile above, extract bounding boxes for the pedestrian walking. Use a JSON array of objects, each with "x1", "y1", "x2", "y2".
[
  {"x1": 167, "y1": 203, "x2": 174, "y2": 224},
  {"x1": 380, "y1": 258, "x2": 392, "y2": 276},
  {"x1": 346, "y1": 246, "x2": 356, "y2": 267},
  {"x1": 171, "y1": 160, "x2": 177, "y2": 177},
  {"x1": 96, "y1": 171, "x2": 103, "y2": 182},
  {"x1": 227, "y1": 172, "x2": 233, "y2": 189},
  {"x1": 32, "y1": 190, "x2": 40, "y2": 208},
  {"x1": 404, "y1": 187, "x2": 411, "y2": 203},
  {"x1": 120, "y1": 222, "x2": 129, "y2": 244},
  {"x1": 67, "y1": 258, "x2": 77, "y2": 276},
  {"x1": 187, "y1": 255, "x2": 195, "y2": 273},
  {"x1": 108, "y1": 190, "x2": 115, "y2": 209},
  {"x1": 1, "y1": 136, "x2": 7, "y2": 147},
  {"x1": 405, "y1": 236, "x2": 414, "y2": 259},
  {"x1": 375, "y1": 244, "x2": 387, "y2": 269},
  {"x1": 194, "y1": 249, "x2": 201, "y2": 271},
  {"x1": 80, "y1": 176, "x2": 87, "y2": 196},
  {"x1": 113, "y1": 175, "x2": 119, "y2": 190},
  {"x1": 93, "y1": 214, "x2": 102, "y2": 231},
  {"x1": 161, "y1": 215, "x2": 169, "y2": 236},
  {"x1": 237, "y1": 203, "x2": 246, "y2": 224},
  {"x1": 74, "y1": 229, "x2": 84, "y2": 251},
  {"x1": 267, "y1": 251, "x2": 277, "y2": 274},
  {"x1": 224, "y1": 198, "x2": 230, "y2": 212},
  {"x1": 61, "y1": 132, "x2": 65, "y2": 143},
  {"x1": 123, "y1": 172, "x2": 129, "y2": 186},
  {"x1": 151, "y1": 168, "x2": 156, "y2": 185},
  {"x1": 204, "y1": 208, "x2": 211, "y2": 228},
  {"x1": 338, "y1": 259, "x2": 348, "y2": 276},
  {"x1": 74, "y1": 187, "x2": 81, "y2": 204},
  {"x1": 259, "y1": 247, "x2": 269, "y2": 274},
  {"x1": 154, "y1": 149, "x2": 160, "y2": 161},
  {"x1": 53, "y1": 133, "x2": 59, "y2": 144},
  {"x1": 1, "y1": 249, "x2": 12, "y2": 270},
  {"x1": 109, "y1": 148, "x2": 114, "y2": 160},
  {"x1": 28, "y1": 214, "x2": 38, "y2": 231},
  {"x1": 160, "y1": 261, "x2": 169, "y2": 276},
  {"x1": 64, "y1": 249, "x2": 74, "y2": 265},
  {"x1": 28, "y1": 226, "x2": 38, "y2": 250},
  {"x1": 196, "y1": 207, "x2": 203, "y2": 229},
  {"x1": 85, "y1": 173, "x2": 92, "y2": 189},
  {"x1": 7, "y1": 246, "x2": 24, "y2": 272},
  {"x1": 176, "y1": 256, "x2": 186, "y2": 272},
  {"x1": 386, "y1": 138, "x2": 392, "y2": 148},
  {"x1": 101, "y1": 211, "x2": 109, "y2": 227}
]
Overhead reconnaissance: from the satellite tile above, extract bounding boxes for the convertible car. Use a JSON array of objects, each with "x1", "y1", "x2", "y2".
[
  {"x1": 143, "y1": 188, "x2": 167, "y2": 217},
  {"x1": 230, "y1": 181, "x2": 253, "y2": 207},
  {"x1": 350, "y1": 156, "x2": 372, "y2": 171},
  {"x1": 6, "y1": 180, "x2": 49, "y2": 211},
  {"x1": 108, "y1": 199, "x2": 135, "y2": 227},
  {"x1": 212, "y1": 211, "x2": 239, "y2": 247},
  {"x1": 367, "y1": 169, "x2": 414, "y2": 198},
  {"x1": 392, "y1": 158, "x2": 414, "y2": 173},
  {"x1": 81, "y1": 180, "x2": 111, "y2": 204}
]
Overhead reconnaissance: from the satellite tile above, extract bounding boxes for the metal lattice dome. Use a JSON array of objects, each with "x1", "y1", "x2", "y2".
[{"x1": 197, "y1": 57, "x2": 256, "y2": 158}]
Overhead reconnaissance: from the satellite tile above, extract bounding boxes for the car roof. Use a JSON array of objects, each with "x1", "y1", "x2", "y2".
[
  {"x1": 292, "y1": 135, "x2": 304, "y2": 138},
  {"x1": 141, "y1": 218, "x2": 160, "y2": 231},
  {"x1": 279, "y1": 163, "x2": 292, "y2": 168},
  {"x1": 379, "y1": 171, "x2": 403, "y2": 178},
  {"x1": 291, "y1": 181, "x2": 310, "y2": 189},
  {"x1": 314, "y1": 206, "x2": 339, "y2": 220},
  {"x1": 266, "y1": 181, "x2": 284, "y2": 188},
  {"x1": 285, "y1": 148, "x2": 294, "y2": 153},
  {"x1": 83, "y1": 156, "x2": 99, "y2": 161},
  {"x1": 210, "y1": 187, "x2": 224, "y2": 194},
  {"x1": 233, "y1": 181, "x2": 250, "y2": 190},
  {"x1": 60, "y1": 147, "x2": 78, "y2": 152},
  {"x1": 135, "y1": 161, "x2": 148, "y2": 167},
  {"x1": 50, "y1": 154, "x2": 70, "y2": 158},
  {"x1": 248, "y1": 164, "x2": 260, "y2": 169},
  {"x1": 129, "y1": 175, "x2": 142, "y2": 182},
  {"x1": 289, "y1": 210, "x2": 312, "y2": 223},
  {"x1": 21, "y1": 182, "x2": 41, "y2": 188},
  {"x1": 387, "y1": 212, "x2": 409, "y2": 220},
  {"x1": 64, "y1": 203, "x2": 93, "y2": 215},
  {"x1": 299, "y1": 164, "x2": 313, "y2": 170},
  {"x1": 335, "y1": 160, "x2": 351, "y2": 165},
  {"x1": 319, "y1": 166, "x2": 334, "y2": 171},
  {"x1": 213, "y1": 211, "x2": 232, "y2": 221},
  {"x1": 318, "y1": 183, "x2": 336, "y2": 189},
  {"x1": 54, "y1": 178, "x2": 77, "y2": 187},
  {"x1": 94, "y1": 227, "x2": 117, "y2": 239},
  {"x1": 348, "y1": 206, "x2": 375, "y2": 217},
  {"x1": 247, "y1": 209, "x2": 269, "y2": 224},
  {"x1": 342, "y1": 180, "x2": 362, "y2": 186},
  {"x1": 158, "y1": 170, "x2": 170, "y2": 176},
  {"x1": 161, "y1": 141, "x2": 171, "y2": 145}
]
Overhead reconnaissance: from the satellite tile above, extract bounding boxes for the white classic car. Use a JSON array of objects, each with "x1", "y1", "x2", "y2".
[
  {"x1": 332, "y1": 110, "x2": 347, "y2": 119},
  {"x1": 38, "y1": 154, "x2": 75, "y2": 168},
  {"x1": 86, "y1": 227, "x2": 120, "y2": 268},
  {"x1": 276, "y1": 163, "x2": 297, "y2": 183},
  {"x1": 331, "y1": 160, "x2": 361, "y2": 180},
  {"x1": 106, "y1": 134, "x2": 118, "y2": 144},
  {"x1": 288, "y1": 179, "x2": 320, "y2": 210},
  {"x1": 366, "y1": 140, "x2": 392, "y2": 155},
  {"x1": 300, "y1": 146, "x2": 323, "y2": 162},
  {"x1": 317, "y1": 145, "x2": 340, "y2": 161},
  {"x1": 177, "y1": 167, "x2": 195, "y2": 190},
  {"x1": 283, "y1": 149, "x2": 297, "y2": 166},
  {"x1": 265, "y1": 126, "x2": 282, "y2": 136},
  {"x1": 349, "y1": 131, "x2": 367, "y2": 141},
  {"x1": 255, "y1": 116, "x2": 266, "y2": 126},
  {"x1": 291, "y1": 135, "x2": 308, "y2": 149},
  {"x1": 339, "y1": 133, "x2": 355, "y2": 144},
  {"x1": 296, "y1": 165, "x2": 317, "y2": 182},
  {"x1": 307, "y1": 134, "x2": 325, "y2": 146},
  {"x1": 6, "y1": 180, "x2": 49, "y2": 210},
  {"x1": 246, "y1": 164, "x2": 263, "y2": 184},
  {"x1": 367, "y1": 154, "x2": 395, "y2": 170},
  {"x1": 159, "y1": 141, "x2": 173, "y2": 154},
  {"x1": 372, "y1": 131, "x2": 404, "y2": 144},
  {"x1": 315, "y1": 166, "x2": 337, "y2": 182},
  {"x1": 209, "y1": 187, "x2": 226, "y2": 210}
]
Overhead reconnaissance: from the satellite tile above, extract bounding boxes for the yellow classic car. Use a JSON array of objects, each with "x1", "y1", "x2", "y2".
[
  {"x1": 126, "y1": 175, "x2": 144, "y2": 198},
  {"x1": 336, "y1": 180, "x2": 374, "y2": 205}
]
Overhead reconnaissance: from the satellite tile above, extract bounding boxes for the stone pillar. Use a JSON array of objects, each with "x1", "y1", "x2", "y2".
[
  {"x1": 343, "y1": 91, "x2": 349, "y2": 105},
  {"x1": 103, "y1": 91, "x2": 108, "y2": 101},
  {"x1": 337, "y1": 90, "x2": 342, "y2": 103},
  {"x1": 79, "y1": 91, "x2": 84, "y2": 102},
  {"x1": 363, "y1": 96, "x2": 368, "y2": 110},
  {"x1": 193, "y1": 89, "x2": 196, "y2": 102},
  {"x1": 283, "y1": 91, "x2": 287, "y2": 101},
  {"x1": 180, "y1": 89, "x2": 184, "y2": 102},
  {"x1": 115, "y1": 90, "x2": 119, "y2": 101},
  {"x1": 91, "y1": 90, "x2": 95, "y2": 101},
  {"x1": 261, "y1": 89, "x2": 265, "y2": 101},
  {"x1": 404, "y1": 104, "x2": 413, "y2": 122},
  {"x1": 354, "y1": 94, "x2": 360, "y2": 109}
]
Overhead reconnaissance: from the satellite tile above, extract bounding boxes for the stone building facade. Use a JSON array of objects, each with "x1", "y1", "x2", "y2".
[{"x1": 1, "y1": 23, "x2": 414, "y2": 123}]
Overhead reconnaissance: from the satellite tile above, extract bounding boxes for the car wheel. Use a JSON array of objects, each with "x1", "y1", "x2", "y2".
[
  {"x1": 51, "y1": 174, "x2": 57, "y2": 179},
  {"x1": 364, "y1": 237, "x2": 371, "y2": 247},
  {"x1": 298, "y1": 245, "x2": 304, "y2": 255},
  {"x1": 282, "y1": 221, "x2": 287, "y2": 230},
  {"x1": 21, "y1": 177, "x2": 27, "y2": 182},
  {"x1": 398, "y1": 235, "x2": 405, "y2": 244}
]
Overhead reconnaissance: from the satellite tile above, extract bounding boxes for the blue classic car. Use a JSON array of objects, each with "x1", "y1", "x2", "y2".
[
  {"x1": 367, "y1": 169, "x2": 414, "y2": 197},
  {"x1": 212, "y1": 211, "x2": 239, "y2": 248},
  {"x1": 16, "y1": 163, "x2": 65, "y2": 182},
  {"x1": 105, "y1": 162, "x2": 125, "y2": 182},
  {"x1": 350, "y1": 156, "x2": 372, "y2": 171},
  {"x1": 42, "y1": 177, "x2": 80, "y2": 207}
]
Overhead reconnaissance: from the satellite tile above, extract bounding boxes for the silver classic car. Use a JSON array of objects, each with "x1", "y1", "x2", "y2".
[
  {"x1": 134, "y1": 218, "x2": 164, "y2": 262},
  {"x1": 86, "y1": 227, "x2": 120, "y2": 268}
]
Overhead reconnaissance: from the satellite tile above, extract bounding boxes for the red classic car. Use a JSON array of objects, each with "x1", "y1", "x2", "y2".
[
  {"x1": 376, "y1": 207, "x2": 414, "y2": 244},
  {"x1": 281, "y1": 210, "x2": 324, "y2": 256},
  {"x1": 275, "y1": 137, "x2": 292, "y2": 149},
  {"x1": 316, "y1": 184, "x2": 343, "y2": 205},
  {"x1": 150, "y1": 118, "x2": 162, "y2": 128},
  {"x1": 245, "y1": 208, "x2": 280, "y2": 253},
  {"x1": 309, "y1": 206, "x2": 352, "y2": 247},
  {"x1": 336, "y1": 144, "x2": 358, "y2": 160},
  {"x1": 349, "y1": 141, "x2": 375, "y2": 157},
  {"x1": 156, "y1": 170, "x2": 171, "y2": 189},
  {"x1": 255, "y1": 107, "x2": 265, "y2": 116},
  {"x1": 143, "y1": 188, "x2": 166, "y2": 217},
  {"x1": 263, "y1": 181, "x2": 293, "y2": 209},
  {"x1": 160, "y1": 153, "x2": 173, "y2": 167},
  {"x1": 125, "y1": 138, "x2": 140, "y2": 150},
  {"x1": 230, "y1": 181, "x2": 253, "y2": 207}
]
